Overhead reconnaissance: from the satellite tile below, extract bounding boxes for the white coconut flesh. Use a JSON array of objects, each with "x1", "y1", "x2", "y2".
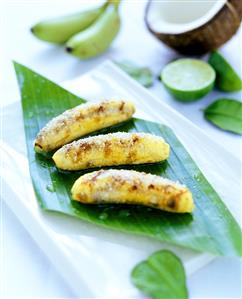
[{"x1": 147, "y1": 0, "x2": 227, "y2": 34}]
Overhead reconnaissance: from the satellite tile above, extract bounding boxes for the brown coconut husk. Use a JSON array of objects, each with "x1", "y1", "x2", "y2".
[{"x1": 145, "y1": 0, "x2": 242, "y2": 55}]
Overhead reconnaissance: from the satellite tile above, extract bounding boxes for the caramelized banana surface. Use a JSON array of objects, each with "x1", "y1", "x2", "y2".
[
  {"x1": 71, "y1": 169, "x2": 194, "y2": 213},
  {"x1": 53, "y1": 132, "x2": 170, "y2": 170},
  {"x1": 34, "y1": 99, "x2": 135, "y2": 153}
]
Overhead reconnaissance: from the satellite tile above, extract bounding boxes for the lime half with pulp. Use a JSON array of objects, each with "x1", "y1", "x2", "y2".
[{"x1": 161, "y1": 59, "x2": 216, "y2": 102}]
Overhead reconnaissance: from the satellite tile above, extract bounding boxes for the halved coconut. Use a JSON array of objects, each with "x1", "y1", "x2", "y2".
[{"x1": 145, "y1": 0, "x2": 242, "y2": 55}]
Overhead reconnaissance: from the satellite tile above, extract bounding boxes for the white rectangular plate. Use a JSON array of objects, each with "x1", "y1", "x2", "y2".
[{"x1": 1, "y1": 61, "x2": 241, "y2": 298}]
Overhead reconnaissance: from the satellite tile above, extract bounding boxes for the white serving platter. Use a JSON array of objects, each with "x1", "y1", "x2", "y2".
[{"x1": 1, "y1": 61, "x2": 241, "y2": 298}]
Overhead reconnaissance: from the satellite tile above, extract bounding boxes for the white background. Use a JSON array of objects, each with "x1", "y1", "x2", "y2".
[{"x1": 1, "y1": 0, "x2": 241, "y2": 298}]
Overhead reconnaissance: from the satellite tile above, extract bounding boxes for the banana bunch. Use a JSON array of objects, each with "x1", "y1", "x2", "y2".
[{"x1": 31, "y1": 0, "x2": 121, "y2": 59}]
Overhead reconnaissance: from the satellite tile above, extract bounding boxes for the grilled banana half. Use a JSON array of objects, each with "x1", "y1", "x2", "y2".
[
  {"x1": 71, "y1": 169, "x2": 194, "y2": 213},
  {"x1": 34, "y1": 99, "x2": 135, "y2": 153},
  {"x1": 53, "y1": 132, "x2": 170, "y2": 170}
]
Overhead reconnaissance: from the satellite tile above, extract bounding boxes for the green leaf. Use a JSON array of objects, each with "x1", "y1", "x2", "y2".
[
  {"x1": 14, "y1": 62, "x2": 242, "y2": 256},
  {"x1": 131, "y1": 250, "x2": 188, "y2": 299},
  {"x1": 204, "y1": 98, "x2": 242, "y2": 134},
  {"x1": 208, "y1": 51, "x2": 242, "y2": 92},
  {"x1": 114, "y1": 60, "x2": 153, "y2": 87}
]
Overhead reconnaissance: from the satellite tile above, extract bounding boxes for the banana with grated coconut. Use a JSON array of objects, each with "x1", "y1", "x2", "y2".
[
  {"x1": 52, "y1": 132, "x2": 170, "y2": 170},
  {"x1": 34, "y1": 100, "x2": 135, "y2": 153},
  {"x1": 71, "y1": 169, "x2": 194, "y2": 213}
]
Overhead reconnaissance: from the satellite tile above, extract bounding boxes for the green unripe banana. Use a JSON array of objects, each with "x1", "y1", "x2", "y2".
[
  {"x1": 31, "y1": 3, "x2": 107, "y2": 44},
  {"x1": 66, "y1": 4, "x2": 120, "y2": 59},
  {"x1": 107, "y1": 0, "x2": 121, "y2": 7}
]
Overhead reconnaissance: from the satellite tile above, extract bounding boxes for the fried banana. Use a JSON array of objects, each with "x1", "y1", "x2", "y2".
[
  {"x1": 34, "y1": 99, "x2": 135, "y2": 153},
  {"x1": 71, "y1": 169, "x2": 194, "y2": 213},
  {"x1": 53, "y1": 132, "x2": 170, "y2": 170}
]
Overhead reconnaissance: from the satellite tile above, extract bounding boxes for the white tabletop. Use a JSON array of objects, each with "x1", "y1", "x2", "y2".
[{"x1": 1, "y1": 0, "x2": 241, "y2": 298}]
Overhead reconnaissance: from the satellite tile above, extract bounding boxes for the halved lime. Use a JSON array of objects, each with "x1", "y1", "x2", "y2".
[
  {"x1": 209, "y1": 51, "x2": 242, "y2": 92},
  {"x1": 161, "y1": 59, "x2": 216, "y2": 102}
]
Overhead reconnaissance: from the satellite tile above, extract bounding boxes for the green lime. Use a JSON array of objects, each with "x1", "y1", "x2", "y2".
[
  {"x1": 161, "y1": 58, "x2": 216, "y2": 102},
  {"x1": 208, "y1": 51, "x2": 242, "y2": 92}
]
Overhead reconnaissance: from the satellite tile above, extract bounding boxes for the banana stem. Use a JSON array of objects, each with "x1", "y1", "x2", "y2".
[{"x1": 106, "y1": 0, "x2": 121, "y2": 9}]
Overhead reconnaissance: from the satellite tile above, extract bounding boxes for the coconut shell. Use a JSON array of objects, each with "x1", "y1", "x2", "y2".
[{"x1": 145, "y1": 0, "x2": 242, "y2": 55}]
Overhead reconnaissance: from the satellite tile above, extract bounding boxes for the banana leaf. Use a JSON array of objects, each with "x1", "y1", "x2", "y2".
[{"x1": 14, "y1": 62, "x2": 242, "y2": 256}]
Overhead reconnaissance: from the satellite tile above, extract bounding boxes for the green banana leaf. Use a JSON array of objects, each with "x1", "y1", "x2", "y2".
[{"x1": 14, "y1": 62, "x2": 242, "y2": 256}]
